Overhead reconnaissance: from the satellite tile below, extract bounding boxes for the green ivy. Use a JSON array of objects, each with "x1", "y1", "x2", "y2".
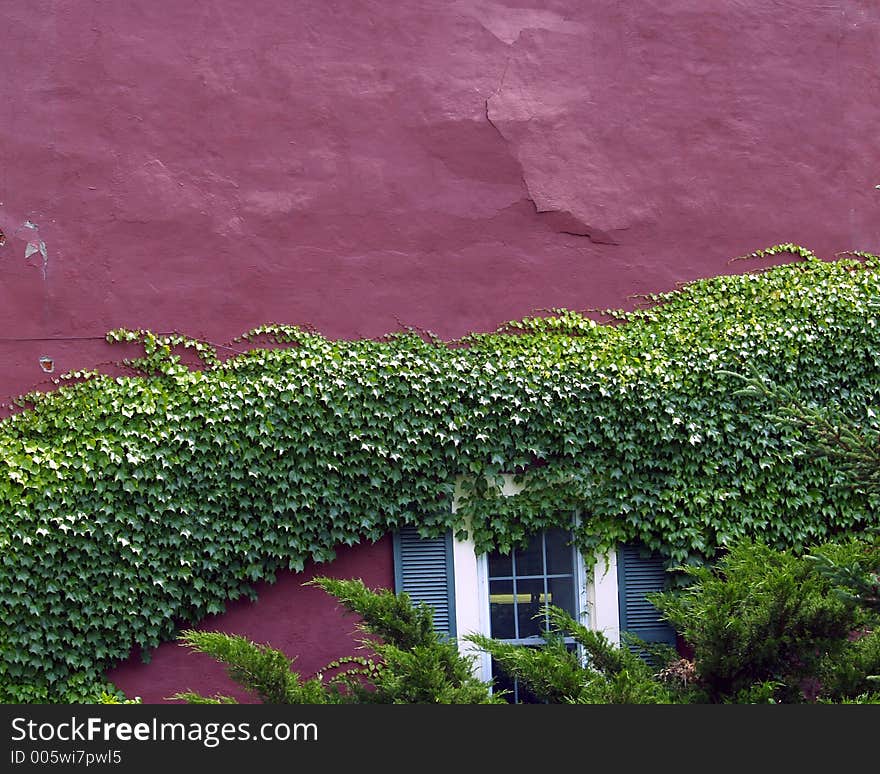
[{"x1": 1, "y1": 248, "x2": 879, "y2": 702}]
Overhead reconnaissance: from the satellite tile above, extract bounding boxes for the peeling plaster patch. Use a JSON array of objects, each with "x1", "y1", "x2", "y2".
[
  {"x1": 0, "y1": 227, "x2": 6, "y2": 246},
  {"x1": 24, "y1": 241, "x2": 47, "y2": 260},
  {"x1": 21, "y1": 220, "x2": 49, "y2": 279},
  {"x1": 481, "y1": 27, "x2": 660, "y2": 237},
  {"x1": 39, "y1": 356, "x2": 55, "y2": 374},
  {"x1": 484, "y1": 100, "x2": 620, "y2": 246},
  {"x1": 242, "y1": 189, "x2": 314, "y2": 217},
  {"x1": 455, "y1": 0, "x2": 586, "y2": 45}
]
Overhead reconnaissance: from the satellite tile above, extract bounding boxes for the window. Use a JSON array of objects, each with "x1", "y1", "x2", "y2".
[
  {"x1": 486, "y1": 527, "x2": 578, "y2": 642},
  {"x1": 392, "y1": 479, "x2": 676, "y2": 700},
  {"x1": 485, "y1": 527, "x2": 581, "y2": 702}
]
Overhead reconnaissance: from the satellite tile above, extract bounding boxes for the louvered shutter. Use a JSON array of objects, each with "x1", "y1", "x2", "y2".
[
  {"x1": 617, "y1": 543, "x2": 676, "y2": 650},
  {"x1": 393, "y1": 526, "x2": 456, "y2": 637}
]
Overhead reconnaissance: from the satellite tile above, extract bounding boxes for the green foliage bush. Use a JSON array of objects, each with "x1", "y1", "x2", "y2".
[
  {"x1": 817, "y1": 628, "x2": 880, "y2": 699},
  {"x1": 312, "y1": 577, "x2": 497, "y2": 703},
  {"x1": 732, "y1": 366, "x2": 880, "y2": 499},
  {"x1": 809, "y1": 535, "x2": 880, "y2": 614},
  {"x1": 2, "y1": 248, "x2": 879, "y2": 701},
  {"x1": 811, "y1": 534, "x2": 880, "y2": 695},
  {"x1": 472, "y1": 539, "x2": 879, "y2": 704},
  {"x1": 469, "y1": 607, "x2": 677, "y2": 704},
  {"x1": 173, "y1": 577, "x2": 498, "y2": 704},
  {"x1": 649, "y1": 538, "x2": 880, "y2": 702},
  {"x1": 173, "y1": 630, "x2": 337, "y2": 704}
]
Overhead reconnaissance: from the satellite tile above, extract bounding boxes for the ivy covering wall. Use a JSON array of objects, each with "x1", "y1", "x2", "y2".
[{"x1": 1, "y1": 248, "x2": 878, "y2": 702}]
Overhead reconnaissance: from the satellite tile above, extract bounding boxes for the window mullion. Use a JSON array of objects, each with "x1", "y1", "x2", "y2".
[
  {"x1": 511, "y1": 548, "x2": 519, "y2": 640},
  {"x1": 541, "y1": 531, "x2": 549, "y2": 633}
]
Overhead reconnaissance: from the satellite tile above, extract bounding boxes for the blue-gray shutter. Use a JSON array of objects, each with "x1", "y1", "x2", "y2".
[
  {"x1": 393, "y1": 526, "x2": 456, "y2": 637},
  {"x1": 617, "y1": 543, "x2": 676, "y2": 650}
]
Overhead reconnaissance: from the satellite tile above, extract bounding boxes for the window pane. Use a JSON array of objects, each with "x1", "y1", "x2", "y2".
[
  {"x1": 515, "y1": 578, "x2": 547, "y2": 638},
  {"x1": 547, "y1": 575, "x2": 576, "y2": 617},
  {"x1": 514, "y1": 532, "x2": 545, "y2": 577},
  {"x1": 488, "y1": 551, "x2": 512, "y2": 579},
  {"x1": 490, "y1": 657, "x2": 542, "y2": 704},
  {"x1": 491, "y1": 644, "x2": 578, "y2": 704},
  {"x1": 545, "y1": 528, "x2": 574, "y2": 575},
  {"x1": 486, "y1": 529, "x2": 580, "y2": 645},
  {"x1": 490, "y1": 657, "x2": 518, "y2": 703},
  {"x1": 488, "y1": 579, "x2": 516, "y2": 639}
]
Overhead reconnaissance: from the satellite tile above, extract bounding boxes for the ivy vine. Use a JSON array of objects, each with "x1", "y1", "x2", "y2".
[{"x1": 1, "y1": 248, "x2": 879, "y2": 702}]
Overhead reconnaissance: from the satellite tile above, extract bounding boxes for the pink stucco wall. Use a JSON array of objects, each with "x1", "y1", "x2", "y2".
[
  {"x1": 2, "y1": 1, "x2": 879, "y2": 701},
  {"x1": 106, "y1": 537, "x2": 393, "y2": 703},
  {"x1": 1, "y1": 1, "x2": 878, "y2": 406}
]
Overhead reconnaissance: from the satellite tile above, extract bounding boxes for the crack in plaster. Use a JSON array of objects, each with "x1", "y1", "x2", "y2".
[{"x1": 485, "y1": 98, "x2": 619, "y2": 246}]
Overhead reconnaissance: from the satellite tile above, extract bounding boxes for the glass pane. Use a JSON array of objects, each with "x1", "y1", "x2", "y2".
[
  {"x1": 514, "y1": 532, "x2": 545, "y2": 577},
  {"x1": 490, "y1": 657, "x2": 518, "y2": 703},
  {"x1": 546, "y1": 528, "x2": 574, "y2": 575},
  {"x1": 487, "y1": 550, "x2": 512, "y2": 579},
  {"x1": 490, "y1": 657, "x2": 542, "y2": 704},
  {"x1": 488, "y1": 579, "x2": 516, "y2": 639},
  {"x1": 515, "y1": 578, "x2": 547, "y2": 638},
  {"x1": 547, "y1": 575, "x2": 576, "y2": 617}
]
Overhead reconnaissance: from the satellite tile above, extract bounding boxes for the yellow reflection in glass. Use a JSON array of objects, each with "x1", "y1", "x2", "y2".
[{"x1": 489, "y1": 593, "x2": 553, "y2": 604}]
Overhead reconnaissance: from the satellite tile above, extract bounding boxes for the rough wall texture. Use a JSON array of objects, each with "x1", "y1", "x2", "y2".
[
  {"x1": 1, "y1": 1, "x2": 879, "y2": 700},
  {"x1": 2, "y1": 1, "x2": 878, "y2": 403}
]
